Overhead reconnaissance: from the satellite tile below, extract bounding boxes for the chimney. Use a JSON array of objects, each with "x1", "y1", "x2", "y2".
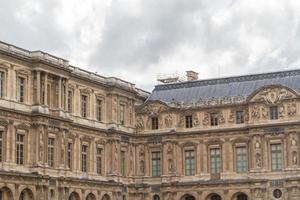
[{"x1": 186, "y1": 71, "x2": 198, "y2": 81}]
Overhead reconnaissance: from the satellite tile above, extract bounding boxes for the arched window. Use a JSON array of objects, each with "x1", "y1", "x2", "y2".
[
  {"x1": 153, "y1": 195, "x2": 160, "y2": 200},
  {"x1": 237, "y1": 194, "x2": 247, "y2": 200},
  {"x1": 211, "y1": 194, "x2": 221, "y2": 200}
]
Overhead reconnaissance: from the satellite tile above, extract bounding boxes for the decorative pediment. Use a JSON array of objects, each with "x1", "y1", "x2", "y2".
[
  {"x1": 15, "y1": 122, "x2": 30, "y2": 130},
  {"x1": 138, "y1": 100, "x2": 169, "y2": 115},
  {"x1": 79, "y1": 86, "x2": 93, "y2": 94},
  {"x1": 249, "y1": 85, "x2": 297, "y2": 104}
]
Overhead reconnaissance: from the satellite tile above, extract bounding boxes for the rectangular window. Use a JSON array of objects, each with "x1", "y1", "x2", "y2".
[
  {"x1": 120, "y1": 151, "x2": 126, "y2": 176},
  {"x1": 152, "y1": 151, "x2": 161, "y2": 176},
  {"x1": 236, "y1": 146, "x2": 248, "y2": 173},
  {"x1": 185, "y1": 150, "x2": 195, "y2": 176},
  {"x1": 185, "y1": 115, "x2": 193, "y2": 128},
  {"x1": 120, "y1": 104, "x2": 125, "y2": 125},
  {"x1": 270, "y1": 106, "x2": 278, "y2": 120},
  {"x1": 0, "y1": 131, "x2": 3, "y2": 162},
  {"x1": 81, "y1": 145, "x2": 88, "y2": 172},
  {"x1": 17, "y1": 77, "x2": 25, "y2": 103},
  {"x1": 151, "y1": 117, "x2": 159, "y2": 130},
  {"x1": 67, "y1": 143, "x2": 72, "y2": 169},
  {"x1": 67, "y1": 90, "x2": 73, "y2": 112},
  {"x1": 210, "y1": 113, "x2": 219, "y2": 126},
  {"x1": 271, "y1": 144, "x2": 282, "y2": 171},
  {"x1": 96, "y1": 147, "x2": 103, "y2": 174},
  {"x1": 81, "y1": 95, "x2": 88, "y2": 118},
  {"x1": 16, "y1": 134, "x2": 24, "y2": 165},
  {"x1": 236, "y1": 111, "x2": 244, "y2": 124},
  {"x1": 210, "y1": 148, "x2": 221, "y2": 174},
  {"x1": 48, "y1": 138, "x2": 55, "y2": 167},
  {"x1": 96, "y1": 99, "x2": 102, "y2": 121},
  {"x1": 0, "y1": 71, "x2": 4, "y2": 98}
]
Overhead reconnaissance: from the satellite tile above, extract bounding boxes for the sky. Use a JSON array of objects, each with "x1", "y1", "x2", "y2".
[{"x1": 1, "y1": 0, "x2": 300, "y2": 91}]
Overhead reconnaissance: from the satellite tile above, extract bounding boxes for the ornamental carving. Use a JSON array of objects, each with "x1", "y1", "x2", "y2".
[
  {"x1": 261, "y1": 106, "x2": 269, "y2": 119},
  {"x1": 251, "y1": 105, "x2": 260, "y2": 120},
  {"x1": 228, "y1": 110, "x2": 234, "y2": 123},
  {"x1": 164, "y1": 114, "x2": 173, "y2": 128},
  {"x1": 251, "y1": 87, "x2": 296, "y2": 104},
  {"x1": 141, "y1": 102, "x2": 168, "y2": 115},
  {"x1": 278, "y1": 104, "x2": 285, "y2": 118},
  {"x1": 292, "y1": 151, "x2": 298, "y2": 166},
  {"x1": 136, "y1": 116, "x2": 144, "y2": 131},
  {"x1": 255, "y1": 153, "x2": 262, "y2": 168},
  {"x1": 287, "y1": 102, "x2": 297, "y2": 117},
  {"x1": 193, "y1": 115, "x2": 200, "y2": 127},
  {"x1": 202, "y1": 112, "x2": 210, "y2": 126},
  {"x1": 218, "y1": 112, "x2": 225, "y2": 124}
]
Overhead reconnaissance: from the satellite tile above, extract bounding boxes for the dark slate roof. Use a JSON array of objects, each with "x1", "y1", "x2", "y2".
[{"x1": 147, "y1": 69, "x2": 300, "y2": 103}]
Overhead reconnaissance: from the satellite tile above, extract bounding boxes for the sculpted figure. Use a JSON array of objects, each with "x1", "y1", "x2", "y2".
[
  {"x1": 251, "y1": 105, "x2": 260, "y2": 120},
  {"x1": 292, "y1": 151, "x2": 298, "y2": 165},
  {"x1": 287, "y1": 102, "x2": 297, "y2": 116},
  {"x1": 164, "y1": 114, "x2": 173, "y2": 128},
  {"x1": 255, "y1": 153, "x2": 262, "y2": 168}
]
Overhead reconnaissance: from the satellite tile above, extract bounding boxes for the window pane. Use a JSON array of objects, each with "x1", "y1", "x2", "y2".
[
  {"x1": 152, "y1": 152, "x2": 161, "y2": 176},
  {"x1": 271, "y1": 144, "x2": 282, "y2": 171}
]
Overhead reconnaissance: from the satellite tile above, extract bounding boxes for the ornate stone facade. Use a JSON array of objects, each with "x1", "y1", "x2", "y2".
[{"x1": 0, "y1": 41, "x2": 300, "y2": 200}]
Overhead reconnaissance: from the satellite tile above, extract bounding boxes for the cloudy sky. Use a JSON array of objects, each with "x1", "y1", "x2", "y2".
[{"x1": 1, "y1": 0, "x2": 300, "y2": 90}]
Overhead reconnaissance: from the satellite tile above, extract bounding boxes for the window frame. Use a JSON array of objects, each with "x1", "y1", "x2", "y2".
[
  {"x1": 151, "y1": 117, "x2": 159, "y2": 130},
  {"x1": 210, "y1": 147, "x2": 221, "y2": 174},
  {"x1": 16, "y1": 133, "x2": 25, "y2": 165},
  {"x1": 47, "y1": 137, "x2": 55, "y2": 167},
  {"x1": 185, "y1": 115, "x2": 193, "y2": 128},
  {"x1": 81, "y1": 144, "x2": 88, "y2": 172},
  {"x1": 235, "y1": 145, "x2": 248, "y2": 173},
  {"x1": 270, "y1": 106, "x2": 278, "y2": 120},
  {"x1": 151, "y1": 151, "x2": 161, "y2": 177},
  {"x1": 184, "y1": 148, "x2": 196, "y2": 176},
  {"x1": 210, "y1": 113, "x2": 219, "y2": 126},
  {"x1": 236, "y1": 110, "x2": 245, "y2": 124},
  {"x1": 81, "y1": 94, "x2": 88, "y2": 118},
  {"x1": 270, "y1": 143, "x2": 283, "y2": 171}
]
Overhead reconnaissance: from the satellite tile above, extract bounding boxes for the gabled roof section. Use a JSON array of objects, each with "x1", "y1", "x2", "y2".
[{"x1": 148, "y1": 69, "x2": 300, "y2": 104}]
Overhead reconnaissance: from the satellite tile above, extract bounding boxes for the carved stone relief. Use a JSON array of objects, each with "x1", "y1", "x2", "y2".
[
  {"x1": 164, "y1": 114, "x2": 173, "y2": 128},
  {"x1": 252, "y1": 87, "x2": 295, "y2": 104},
  {"x1": 251, "y1": 105, "x2": 260, "y2": 120},
  {"x1": 202, "y1": 112, "x2": 209, "y2": 126}
]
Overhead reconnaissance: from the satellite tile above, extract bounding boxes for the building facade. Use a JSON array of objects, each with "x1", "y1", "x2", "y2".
[{"x1": 0, "y1": 41, "x2": 299, "y2": 200}]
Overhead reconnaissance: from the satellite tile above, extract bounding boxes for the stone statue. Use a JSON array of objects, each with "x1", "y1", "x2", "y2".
[
  {"x1": 287, "y1": 102, "x2": 297, "y2": 116},
  {"x1": 164, "y1": 114, "x2": 173, "y2": 128},
  {"x1": 136, "y1": 116, "x2": 144, "y2": 131},
  {"x1": 255, "y1": 153, "x2": 262, "y2": 168},
  {"x1": 168, "y1": 158, "x2": 173, "y2": 173},
  {"x1": 292, "y1": 151, "x2": 298, "y2": 165},
  {"x1": 139, "y1": 160, "x2": 145, "y2": 174}
]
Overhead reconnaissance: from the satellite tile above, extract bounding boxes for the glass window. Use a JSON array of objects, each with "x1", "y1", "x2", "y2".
[
  {"x1": 96, "y1": 147, "x2": 103, "y2": 174},
  {"x1": 16, "y1": 134, "x2": 24, "y2": 165},
  {"x1": 120, "y1": 151, "x2": 126, "y2": 176},
  {"x1": 271, "y1": 144, "x2": 282, "y2": 171},
  {"x1": 270, "y1": 106, "x2": 278, "y2": 120},
  {"x1": 151, "y1": 117, "x2": 159, "y2": 130},
  {"x1": 120, "y1": 104, "x2": 125, "y2": 125},
  {"x1": 48, "y1": 138, "x2": 55, "y2": 167},
  {"x1": 185, "y1": 150, "x2": 195, "y2": 175},
  {"x1": 210, "y1": 113, "x2": 218, "y2": 126},
  {"x1": 185, "y1": 115, "x2": 193, "y2": 128},
  {"x1": 67, "y1": 90, "x2": 73, "y2": 112},
  {"x1": 81, "y1": 145, "x2": 88, "y2": 172},
  {"x1": 67, "y1": 143, "x2": 72, "y2": 169},
  {"x1": 17, "y1": 77, "x2": 25, "y2": 103},
  {"x1": 152, "y1": 151, "x2": 161, "y2": 176},
  {"x1": 96, "y1": 99, "x2": 102, "y2": 121},
  {"x1": 0, "y1": 71, "x2": 4, "y2": 98},
  {"x1": 211, "y1": 194, "x2": 221, "y2": 200},
  {"x1": 153, "y1": 195, "x2": 160, "y2": 200},
  {"x1": 210, "y1": 148, "x2": 221, "y2": 174},
  {"x1": 237, "y1": 194, "x2": 248, "y2": 200},
  {"x1": 0, "y1": 131, "x2": 3, "y2": 162},
  {"x1": 236, "y1": 111, "x2": 244, "y2": 124},
  {"x1": 81, "y1": 95, "x2": 88, "y2": 118},
  {"x1": 236, "y1": 146, "x2": 248, "y2": 173}
]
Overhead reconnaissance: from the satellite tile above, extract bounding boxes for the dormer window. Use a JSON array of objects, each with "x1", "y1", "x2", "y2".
[
  {"x1": 185, "y1": 115, "x2": 193, "y2": 128},
  {"x1": 270, "y1": 106, "x2": 278, "y2": 120},
  {"x1": 236, "y1": 111, "x2": 244, "y2": 124},
  {"x1": 210, "y1": 113, "x2": 219, "y2": 126},
  {"x1": 151, "y1": 117, "x2": 159, "y2": 130}
]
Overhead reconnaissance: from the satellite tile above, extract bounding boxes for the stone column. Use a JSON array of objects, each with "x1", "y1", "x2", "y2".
[
  {"x1": 36, "y1": 71, "x2": 41, "y2": 104},
  {"x1": 64, "y1": 79, "x2": 68, "y2": 111},
  {"x1": 58, "y1": 77, "x2": 62, "y2": 109},
  {"x1": 44, "y1": 73, "x2": 48, "y2": 106}
]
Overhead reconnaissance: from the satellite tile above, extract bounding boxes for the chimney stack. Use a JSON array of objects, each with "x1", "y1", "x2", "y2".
[{"x1": 186, "y1": 71, "x2": 198, "y2": 81}]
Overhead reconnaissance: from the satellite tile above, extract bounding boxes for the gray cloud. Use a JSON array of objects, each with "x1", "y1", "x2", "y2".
[{"x1": 1, "y1": 0, "x2": 300, "y2": 91}]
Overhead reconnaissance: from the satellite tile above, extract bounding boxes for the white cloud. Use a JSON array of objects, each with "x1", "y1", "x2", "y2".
[{"x1": 1, "y1": 0, "x2": 300, "y2": 90}]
